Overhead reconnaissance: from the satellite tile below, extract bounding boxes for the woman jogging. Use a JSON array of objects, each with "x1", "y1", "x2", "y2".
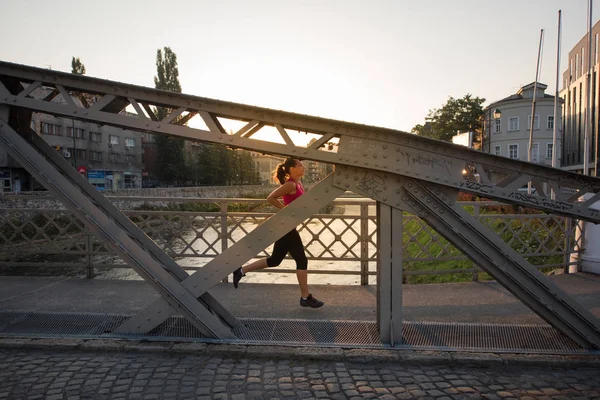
[{"x1": 232, "y1": 157, "x2": 324, "y2": 308}]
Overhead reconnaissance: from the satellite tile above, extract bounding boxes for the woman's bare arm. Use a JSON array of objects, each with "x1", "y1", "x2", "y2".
[{"x1": 267, "y1": 181, "x2": 296, "y2": 209}]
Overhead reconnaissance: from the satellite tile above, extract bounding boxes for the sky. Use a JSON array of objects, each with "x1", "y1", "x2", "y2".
[{"x1": 1, "y1": 0, "x2": 598, "y2": 134}]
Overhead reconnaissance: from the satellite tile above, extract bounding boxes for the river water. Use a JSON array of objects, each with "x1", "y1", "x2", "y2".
[{"x1": 96, "y1": 203, "x2": 379, "y2": 285}]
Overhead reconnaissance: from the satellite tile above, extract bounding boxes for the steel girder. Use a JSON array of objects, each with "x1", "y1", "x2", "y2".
[
  {"x1": 0, "y1": 113, "x2": 235, "y2": 339},
  {"x1": 333, "y1": 166, "x2": 600, "y2": 349},
  {"x1": 0, "y1": 61, "x2": 599, "y2": 347},
  {"x1": 0, "y1": 61, "x2": 600, "y2": 222},
  {"x1": 116, "y1": 175, "x2": 344, "y2": 333},
  {"x1": 376, "y1": 204, "x2": 403, "y2": 345},
  {"x1": 16, "y1": 118, "x2": 238, "y2": 330}
]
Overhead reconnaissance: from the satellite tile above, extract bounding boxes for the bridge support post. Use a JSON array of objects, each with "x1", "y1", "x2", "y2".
[
  {"x1": 376, "y1": 203, "x2": 403, "y2": 345},
  {"x1": 582, "y1": 201, "x2": 600, "y2": 274}
]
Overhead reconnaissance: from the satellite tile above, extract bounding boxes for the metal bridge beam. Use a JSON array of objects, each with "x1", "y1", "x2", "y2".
[
  {"x1": 1, "y1": 61, "x2": 600, "y2": 222},
  {"x1": 1, "y1": 61, "x2": 600, "y2": 347},
  {"x1": 0, "y1": 113, "x2": 234, "y2": 339},
  {"x1": 333, "y1": 166, "x2": 600, "y2": 349},
  {"x1": 376, "y1": 203, "x2": 403, "y2": 345},
  {"x1": 115, "y1": 175, "x2": 345, "y2": 333},
  {"x1": 22, "y1": 116, "x2": 238, "y2": 329}
]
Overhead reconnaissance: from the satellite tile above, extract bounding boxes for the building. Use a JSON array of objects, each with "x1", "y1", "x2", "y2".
[
  {"x1": 0, "y1": 144, "x2": 29, "y2": 192},
  {"x1": 482, "y1": 82, "x2": 562, "y2": 178},
  {"x1": 250, "y1": 152, "x2": 283, "y2": 184},
  {"x1": 560, "y1": 19, "x2": 600, "y2": 174},
  {"x1": 303, "y1": 159, "x2": 331, "y2": 184},
  {"x1": 452, "y1": 131, "x2": 475, "y2": 148},
  {"x1": 30, "y1": 112, "x2": 145, "y2": 190}
]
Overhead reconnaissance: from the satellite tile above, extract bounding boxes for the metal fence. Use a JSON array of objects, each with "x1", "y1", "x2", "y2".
[{"x1": 0, "y1": 197, "x2": 584, "y2": 284}]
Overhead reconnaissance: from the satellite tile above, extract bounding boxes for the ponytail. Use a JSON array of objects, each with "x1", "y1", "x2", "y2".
[
  {"x1": 274, "y1": 164, "x2": 287, "y2": 185},
  {"x1": 272, "y1": 157, "x2": 300, "y2": 184}
]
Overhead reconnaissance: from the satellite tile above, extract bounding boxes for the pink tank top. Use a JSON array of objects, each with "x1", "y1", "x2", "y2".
[{"x1": 282, "y1": 179, "x2": 304, "y2": 205}]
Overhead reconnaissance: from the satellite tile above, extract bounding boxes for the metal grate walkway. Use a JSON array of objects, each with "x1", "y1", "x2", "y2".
[{"x1": 0, "y1": 311, "x2": 588, "y2": 354}]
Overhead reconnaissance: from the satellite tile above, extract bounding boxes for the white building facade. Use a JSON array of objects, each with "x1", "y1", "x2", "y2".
[{"x1": 482, "y1": 82, "x2": 562, "y2": 179}]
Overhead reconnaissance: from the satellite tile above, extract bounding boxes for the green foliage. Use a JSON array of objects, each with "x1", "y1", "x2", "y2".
[
  {"x1": 412, "y1": 94, "x2": 485, "y2": 142},
  {"x1": 71, "y1": 57, "x2": 86, "y2": 75},
  {"x1": 191, "y1": 145, "x2": 258, "y2": 186},
  {"x1": 153, "y1": 47, "x2": 187, "y2": 184},
  {"x1": 150, "y1": 47, "x2": 259, "y2": 186},
  {"x1": 155, "y1": 135, "x2": 187, "y2": 184},
  {"x1": 401, "y1": 211, "x2": 568, "y2": 284},
  {"x1": 154, "y1": 47, "x2": 182, "y2": 93}
]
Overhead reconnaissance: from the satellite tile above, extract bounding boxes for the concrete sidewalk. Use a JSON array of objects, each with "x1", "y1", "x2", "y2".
[
  {"x1": 1, "y1": 273, "x2": 599, "y2": 324},
  {"x1": 1, "y1": 272, "x2": 600, "y2": 400}
]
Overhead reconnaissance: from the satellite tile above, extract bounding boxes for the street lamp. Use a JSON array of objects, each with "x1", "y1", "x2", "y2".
[{"x1": 484, "y1": 108, "x2": 502, "y2": 153}]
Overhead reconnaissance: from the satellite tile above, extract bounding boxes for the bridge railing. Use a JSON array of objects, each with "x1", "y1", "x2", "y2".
[{"x1": 0, "y1": 196, "x2": 583, "y2": 284}]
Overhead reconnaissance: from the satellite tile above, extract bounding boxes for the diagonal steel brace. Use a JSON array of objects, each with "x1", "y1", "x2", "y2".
[
  {"x1": 0, "y1": 116, "x2": 234, "y2": 338},
  {"x1": 115, "y1": 174, "x2": 345, "y2": 334},
  {"x1": 333, "y1": 166, "x2": 600, "y2": 350},
  {"x1": 405, "y1": 180, "x2": 600, "y2": 349},
  {"x1": 25, "y1": 123, "x2": 238, "y2": 328}
]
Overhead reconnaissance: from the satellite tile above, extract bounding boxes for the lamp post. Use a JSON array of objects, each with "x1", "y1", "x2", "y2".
[{"x1": 483, "y1": 108, "x2": 502, "y2": 154}]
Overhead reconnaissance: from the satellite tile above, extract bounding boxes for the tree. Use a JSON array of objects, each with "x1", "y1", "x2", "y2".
[
  {"x1": 153, "y1": 47, "x2": 187, "y2": 184},
  {"x1": 154, "y1": 48, "x2": 181, "y2": 96},
  {"x1": 411, "y1": 94, "x2": 485, "y2": 142},
  {"x1": 237, "y1": 151, "x2": 257, "y2": 184},
  {"x1": 71, "y1": 57, "x2": 86, "y2": 75}
]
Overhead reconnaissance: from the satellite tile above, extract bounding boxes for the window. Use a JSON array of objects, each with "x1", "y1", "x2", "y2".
[
  {"x1": 494, "y1": 145, "x2": 501, "y2": 156},
  {"x1": 109, "y1": 153, "x2": 120, "y2": 162},
  {"x1": 494, "y1": 119, "x2": 501, "y2": 133},
  {"x1": 547, "y1": 116, "x2": 554, "y2": 130},
  {"x1": 527, "y1": 115, "x2": 540, "y2": 130},
  {"x1": 531, "y1": 143, "x2": 539, "y2": 163},
  {"x1": 576, "y1": 53, "x2": 579, "y2": 79},
  {"x1": 109, "y1": 135, "x2": 119, "y2": 146},
  {"x1": 76, "y1": 149, "x2": 86, "y2": 160},
  {"x1": 126, "y1": 154, "x2": 136, "y2": 163},
  {"x1": 508, "y1": 117, "x2": 519, "y2": 132},
  {"x1": 582, "y1": 48, "x2": 585, "y2": 77},
  {"x1": 508, "y1": 144, "x2": 519, "y2": 159},
  {"x1": 546, "y1": 143, "x2": 553, "y2": 159},
  {"x1": 124, "y1": 174, "x2": 135, "y2": 189},
  {"x1": 40, "y1": 122, "x2": 61, "y2": 136},
  {"x1": 89, "y1": 132, "x2": 101, "y2": 143},
  {"x1": 125, "y1": 138, "x2": 135, "y2": 148},
  {"x1": 90, "y1": 151, "x2": 102, "y2": 161},
  {"x1": 66, "y1": 127, "x2": 85, "y2": 139}
]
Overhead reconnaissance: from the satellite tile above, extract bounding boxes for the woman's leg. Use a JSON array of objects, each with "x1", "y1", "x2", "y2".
[
  {"x1": 287, "y1": 230, "x2": 310, "y2": 298},
  {"x1": 241, "y1": 258, "x2": 268, "y2": 274},
  {"x1": 245, "y1": 233, "x2": 291, "y2": 273},
  {"x1": 234, "y1": 234, "x2": 291, "y2": 288},
  {"x1": 296, "y1": 270, "x2": 309, "y2": 298}
]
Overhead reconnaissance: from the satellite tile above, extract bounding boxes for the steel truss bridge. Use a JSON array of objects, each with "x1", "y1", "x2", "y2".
[{"x1": 0, "y1": 61, "x2": 599, "y2": 349}]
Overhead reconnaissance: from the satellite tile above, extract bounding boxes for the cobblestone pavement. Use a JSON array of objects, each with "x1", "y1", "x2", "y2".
[{"x1": 1, "y1": 348, "x2": 600, "y2": 400}]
